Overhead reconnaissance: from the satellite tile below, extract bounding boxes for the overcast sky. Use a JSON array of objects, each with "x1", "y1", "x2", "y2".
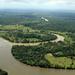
[{"x1": 0, "y1": 0, "x2": 75, "y2": 10}]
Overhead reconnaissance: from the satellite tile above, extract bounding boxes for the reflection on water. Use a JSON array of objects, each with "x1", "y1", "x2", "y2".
[{"x1": 0, "y1": 38, "x2": 75, "y2": 75}]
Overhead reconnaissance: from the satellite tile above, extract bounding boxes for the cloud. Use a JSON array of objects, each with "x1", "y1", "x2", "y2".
[
  {"x1": 0, "y1": 0, "x2": 75, "y2": 10},
  {"x1": 1, "y1": 0, "x2": 75, "y2": 5}
]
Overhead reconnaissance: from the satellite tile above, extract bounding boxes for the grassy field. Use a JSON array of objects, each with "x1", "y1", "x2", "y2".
[{"x1": 45, "y1": 53, "x2": 72, "y2": 69}]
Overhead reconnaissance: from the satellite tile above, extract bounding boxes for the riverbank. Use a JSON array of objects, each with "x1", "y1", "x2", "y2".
[{"x1": 4, "y1": 34, "x2": 64, "y2": 46}]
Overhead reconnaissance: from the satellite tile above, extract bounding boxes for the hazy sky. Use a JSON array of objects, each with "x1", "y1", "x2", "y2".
[{"x1": 0, "y1": 0, "x2": 75, "y2": 10}]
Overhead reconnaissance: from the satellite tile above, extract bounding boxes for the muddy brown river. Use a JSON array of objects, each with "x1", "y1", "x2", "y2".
[{"x1": 0, "y1": 38, "x2": 75, "y2": 75}]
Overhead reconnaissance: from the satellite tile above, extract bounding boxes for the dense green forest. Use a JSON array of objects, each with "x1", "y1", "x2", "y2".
[
  {"x1": 12, "y1": 42, "x2": 75, "y2": 69},
  {"x1": 0, "y1": 25, "x2": 57, "y2": 43},
  {"x1": 0, "y1": 10, "x2": 75, "y2": 32}
]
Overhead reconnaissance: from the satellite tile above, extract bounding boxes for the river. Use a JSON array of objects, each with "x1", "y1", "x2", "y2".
[{"x1": 0, "y1": 35, "x2": 75, "y2": 75}]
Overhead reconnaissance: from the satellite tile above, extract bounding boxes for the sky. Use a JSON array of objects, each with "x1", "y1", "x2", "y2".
[{"x1": 0, "y1": 0, "x2": 75, "y2": 10}]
